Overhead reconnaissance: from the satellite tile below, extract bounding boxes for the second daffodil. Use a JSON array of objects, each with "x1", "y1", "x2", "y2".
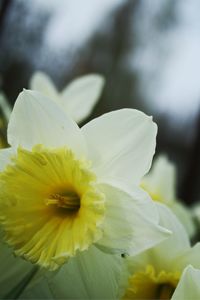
[
  {"x1": 120, "y1": 203, "x2": 200, "y2": 300},
  {"x1": 0, "y1": 90, "x2": 170, "y2": 271},
  {"x1": 141, "y1": 155, "x2": 195, "y2": 237},
  {"x1": 30, "y1": 71, "x2": 105, "y2": 123}
]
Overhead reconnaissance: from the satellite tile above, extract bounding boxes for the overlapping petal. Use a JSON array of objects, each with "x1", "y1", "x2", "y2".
[
  {"x1": 61, "y1": 74, "x2": 105, "y2": 123},
  {"x1": 0, "y1": 235, "x2": 35, "y2": 299},
  {"x1": 171, "y1": 266, "x2": 200, "y2": 300},
  {"x1": 142, "y1": 155, "x2": 176, "y2": 203},
  {"x1": 174, "y1": 242, "x2": 200, "y2": 271},
  {"x1": 30, "y1": 72, "x2": 58, "y2": 100},
  {"x1": 121, "y1": 203, "x2": 189, "y2": 275},
  {"x1": 30, "y1": 72, "x2": 104, "y2": 123},
  {"x1": 171, "y1": 202, "x2": 195, "y2": 238},
  {"x1": 8, "y1": 90, "x2": 87, "y2": 157},
  {"x1": 149, "y1": 203, "x2": 190, "y2": 270},
  {"x1": 142, "y1": 155, "x2": 195, "y2": 237},
  {"x1": 96, "y1": 184, "x2": 170, "y2": 255},
  {"x1": 82, "y1": 109, "x2": 157, "y2": 185},
  {"x1": 19, "y1": 246, "x2": 122, "y2": 300}
]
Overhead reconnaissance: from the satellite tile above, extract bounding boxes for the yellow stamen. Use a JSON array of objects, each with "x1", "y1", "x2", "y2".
[{"x1": 45, "y1": 191, "x2": 80, "y2": 211}]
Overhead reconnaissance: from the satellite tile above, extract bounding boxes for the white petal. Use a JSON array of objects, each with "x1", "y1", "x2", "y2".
[
  {"x1": 172, "y1": 265, "x2": 200, "y2": 300},
  {"x1": 100, "y1": 178, "x2": 160, "y2": 224},
  {"x1": 0, "y1": 147, "x2": 14, "y2": 171},
  {"x1": 82, "y1": 109, "x2": 157, "y2": 185},
  {"x1": 96, "y1": 183, "x2": 170, "y2": 255},
  {"x1": 143, "y1": 203, "x2": 190, "y2": 271},
  {"x1": 118, "y1": 204, "x2": 192, "y2": 284},
  {"x1": 18, "y1": 279, "x2": 53, "y2": 299},
  {"x1": 30, "y1": 71, "x2": 58, "y2": 99},
  {"x1": 16, "y1": 267, "x2": 53, "y2": 299},
  {"x1": 8, "y1": 90, "x2": 86, "y2": 157},
  {"x1": 23, "y1": 245, "x2": 121, "y2": 299},
  {"x1": 142, "y1": 155, "x2": 196, "y2": 237},
  {"x1": 175, "y1": 242, "x2": 200, "y2": 271},
  {"x1": 142, "y1": 155, "x2": 176, "y2": 204},
  {"x1": 171, "y1": 201, "x2": 196, "y2": 238},
  {"x1": 0, "y1": 236, "x2": 34, "y2": 299},
  {"x1": 61, "y1": 74, "x2": 105, "y2": 123},
  {"x1": 156, "y1": 203, "x2": 190, "y2": 250}
]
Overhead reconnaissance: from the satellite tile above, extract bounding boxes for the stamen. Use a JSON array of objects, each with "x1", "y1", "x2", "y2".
[{"x1": 45, "y1": 191, "x2": 80, "y2": 212}]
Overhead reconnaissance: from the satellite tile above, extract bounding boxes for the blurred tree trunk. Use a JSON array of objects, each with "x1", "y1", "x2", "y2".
[
  {"x1": 180, "y1": 108, "x2": 200, "y2": 205},
  {"x1": 0, "y1": 0, "x2": 12, "y2": 37}
]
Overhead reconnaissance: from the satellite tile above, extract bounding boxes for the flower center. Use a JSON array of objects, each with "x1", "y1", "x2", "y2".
[
  {"x1": 46, "y1": 191, "x2": 80, "y2": 212},
  {"x1": 0, "y1": 145, "x2": 105, "y2": 270},
  {"x1": 123, "y1": 265, "x2": 181, "y2": 300}
]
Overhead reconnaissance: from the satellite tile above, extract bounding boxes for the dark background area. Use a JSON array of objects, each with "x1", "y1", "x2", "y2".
[{"x1": 0, "y1": 0, "x2": 200, "y2": 205}]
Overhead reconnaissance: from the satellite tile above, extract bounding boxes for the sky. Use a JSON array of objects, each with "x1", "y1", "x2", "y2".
[
  {"x1": 1, "y1": 0, "x2": 124, "y2": 77},
  {"x1": 25, "y1": 0, "x2": 124, "y2": 67},
  {"x1": 131, "y1": 0, "x2": 200, "y2": 125}
]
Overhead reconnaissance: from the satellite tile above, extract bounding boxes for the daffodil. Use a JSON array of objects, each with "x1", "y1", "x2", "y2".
[
  {"x1": 0, "y1": 89, "x2": 170, "y2": 274},
  {"x1": 30, "y1": 71, "x2": 105, "y2": 123},
  {"x1": 141, "y1": 155, "x2": 195, "y2": 237},
  {"x1": 120, "y1": 203, "x2": 200, "y2": 300}
]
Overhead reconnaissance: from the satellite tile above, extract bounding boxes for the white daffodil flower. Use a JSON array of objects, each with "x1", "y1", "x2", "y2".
[
  {"x1": 30, "y1": 71, "x2": 105, "y2": 123},
  {"x1": 0, "y1": 89, "x2": 171, "y2": 298},
  {"x1": 0, "y1": 89, "x2": 170, "y2": 270},
  {"x1": 141, "y1": 155, "x2": 195, "y2": 237},
  {"x1": 120, "y1": 203, "x2": 200, "y2": 300},
  {"x1": 171, "y1": 265, "x2": 200, "y2": 300}
]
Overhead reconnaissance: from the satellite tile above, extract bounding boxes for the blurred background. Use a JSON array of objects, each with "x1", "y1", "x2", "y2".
[{"x1": 0, "y1": 0, "x2": 200, "y2": 205}]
